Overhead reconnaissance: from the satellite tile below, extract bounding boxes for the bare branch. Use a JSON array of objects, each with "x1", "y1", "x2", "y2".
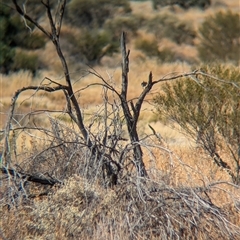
[
  {"x1": 55, "y1": 0, "x2": 66, "y2": 37},
  {"x1": 0, "y1": 166, "x2": 61, "y2": 186},
  {"x1": 12, "y1": 0, "x2": 52, "y2": 38},
  {"x1": 198, "y1": 71, "x2": 240, "y2": 89},
  {"x1": 153, "y1": 70, "x2": 200, "y2": 84},
  {"x1": 42, "y1": 0, "x2": 58, "y2": 40},
  {"x1": 134, "y1": 71, "x2": 153, "y2": 123},
  {"x1": 121, "y1": 32, "x2": 130, "y2": 99}
]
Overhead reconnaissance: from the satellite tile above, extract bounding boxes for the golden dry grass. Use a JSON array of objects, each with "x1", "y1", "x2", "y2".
[{"x1": 1, "y1": 170, "x2": 239, "y2": 240}]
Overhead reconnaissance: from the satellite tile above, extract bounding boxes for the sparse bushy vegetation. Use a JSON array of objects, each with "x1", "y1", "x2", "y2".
[
  {"x1": 152, "y1": 0, "x2": 211, "y2": 10},
  {"x1": 146, "y1": 14, "x2": 196, "y2": 45},
  {"x1": 65, "y1": 28, "x2": 119, "y2": 65},
  {"x1": 135, "y1": 38, "x2": 175, "y2": 62},
  {"x1": 12, "y1": 50, "x2": 39, "y2": 75},
  {"x1": 198, "y1": 11, "x2": 240, "y2": 64},
  {"x1": 0, "y1": 42, "x2": 15, "y2": 74},
  {"x1": 135, "y1": 38, "x2": 160, "y2": 57},
  {"x1": 154, "y1": 64, "x2": 240, "y2": 184},
  {"x1": 104, "y1": 15, "x2": 142, "y2": 40},
  {"x1": 0, "y1": 2, "x2": 46, "y2": 74},
  {"x1": 66, "y1": 0, "x2": 131, "y2": 28}
]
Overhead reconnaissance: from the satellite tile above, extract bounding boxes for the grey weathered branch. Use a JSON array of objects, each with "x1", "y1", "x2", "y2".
[
  {"x1": 119, "y1": 32, "x2": 148, "y2": 177},
  {"x1": 12, "y1": 0, "x2": 91, "y2": 147},
  {"x1": 0, "y1": 166, "x2": 61, "y2": 186},
  {"x1": 12, "y1": 0, "x2": 52, "y2": 38},
  {"x1": 2, "y1": 84, "x2": 68, "y2": 165}
]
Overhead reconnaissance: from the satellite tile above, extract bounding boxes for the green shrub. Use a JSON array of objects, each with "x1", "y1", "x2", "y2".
[
  {"x1": 135, "y1": 38, "x2": 175, "y2": 62},
  {"x1": 23, "y1": 33, "x2": 46, "y2": 49},
  {"x1": 146, "y1": 14, "x2": 196, "y2": 45},
  {"x1": 66, "y1": 29, "x2": 119, "y2": 65},
  {"x1": 152, "y1": 0, "x2": 211, "y2": 10},
  {"x1": 135, "y1": 38, "x2": 160, "y2": 57},
  {"x1": 0, "y1": 42, "x2": 15, "y2": 74},
  {"x1": 12, "y1": 51, "x2": 39, "y2": 75},
  {"x1": 0, "y1": 3, "x2": 46, "y2": 49},
  {"x1": 158, "y1": 47, "x2": 176, "y2": 62},
  {"x1": 0, "y1": 3, "x2": 46, "y2": 73},
  {"x1": 154, "y1": 64, "x2": 240, "y2": 184},
  {"x1": 10, "y1": 15, "x2": 46, "y2": 50},
  {"x1": 14, "y1": 31, "x2": 46, "y2": 50},
  {"x1": 104, "y1": 15, "x2": 143, "y2": 41},
  {"x1": 1, "y1": 0, "x2": 56, "y2": 20},
  {"x1": 198, "y1": 11, "x2": 240, "y2": 64},
  {"x1": 0, "y1": 4, "x2": 17, "y2": 73},
  {"x1": 66, "y1": 0, "x2": 131, "y2": 28}
]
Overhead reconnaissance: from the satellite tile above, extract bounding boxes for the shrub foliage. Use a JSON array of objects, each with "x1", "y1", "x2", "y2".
[
  {"x1": 154, "y1": 64, "x2": 240, "y2": 184},
  {"x1": 152, "y1": 0, "x2": 211, "y2": 10},
  {"x1": 0, "y1": 2, "x2": 46, "y2": 74},
  {"x1": 12, "y1": 50, "x2": 39, "y2": 75},
  {"x1": 135, "y1": 38, "x2": 175, "y2": 62},
  {"x1": 198, "y1": 11, "x2": 240, "y2": 64},
  {"x1": 146, "y1": 14, "x2": 196, "y2": 45},
  {"x1": 65, "y1": 28, "x2": 119, "y2": 65},
  {"x1": 66, "y1": 0, "x2": 131, "y2": 28},
  {"x1": 104, "y1": 15, "x2": 141, "y2": 41}
]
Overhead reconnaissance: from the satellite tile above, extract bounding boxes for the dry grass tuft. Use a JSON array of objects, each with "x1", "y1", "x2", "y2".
[
  {"x1": 1, "y1": 120, "x2": 239, "y2": 239},
  {"x1": 1, "y1": 173, "x2": 239, "y2": 240}
]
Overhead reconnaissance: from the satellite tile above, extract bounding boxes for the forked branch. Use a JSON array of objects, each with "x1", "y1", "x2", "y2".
[{"x1": 12, "y1": 0, "x2": 91, "y2": 147}]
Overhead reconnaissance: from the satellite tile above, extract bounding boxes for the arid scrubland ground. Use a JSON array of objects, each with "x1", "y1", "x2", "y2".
[{"x1": 0, "y1": 0, "x2": 240, "y2": 239}]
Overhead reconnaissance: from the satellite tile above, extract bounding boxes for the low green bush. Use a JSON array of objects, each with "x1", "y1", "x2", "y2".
[
  {"x1": 154, "y1": 64, "x2": 240, "y2": 184},
  {"x1": 14, "y1": 31, "x2": 46, "y2": 50},
  {"x1": 146, "y1": 14, "x2": 196, "y2": 45},
  {"x1": 198, "y1": 11, "x2": 240, "y2": 64},
  {"x1": 0, "y1": 42, "x2": 15, "y2": 74},
  {"x1": 12, "y1": 51, "x2": 39, "y2": 75},
  {"x1": 104, "y1": 15, "x2": 143, "y2": 41},
  {"x1": 135, "y1": 38, "x2": 160, "y2": 57},
  {"x1": 66, "y1": 29, "x2": 119, "y2": 65},
  {"x1": 135, "y1": 38, "x2": 175, "y2": 62},
  {"x1": 152, "y1": 0, "x2": 211, "y2": 10},
  {"x1": 66, "y1": 0, "x2": 131, "y2": 28},
  {"x1": 0, "y1": 5, "x2": 18, "y2": 73},
  {"x1": 0, "y1": 3, "x2": 46, "y2": 73},
  {"x1": 158, "y1": 47, "x2": 175, "y2": 62}
]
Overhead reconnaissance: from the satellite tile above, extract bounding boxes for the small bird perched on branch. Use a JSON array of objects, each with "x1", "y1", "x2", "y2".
[{"x1": 141, "y1": 81, "x2": 147, "y2": 88}]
